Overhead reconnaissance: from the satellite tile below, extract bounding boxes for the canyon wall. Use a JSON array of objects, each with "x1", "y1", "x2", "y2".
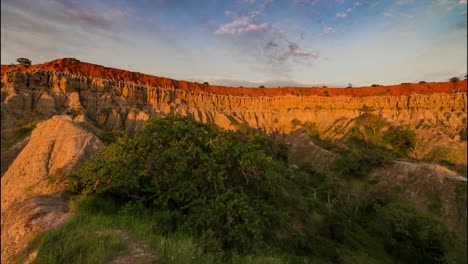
[
  {"x1": 2, "y1": 68, "x2": 466, "y2": 139},
  {"x1": 1, "y1": 59, "x2": 466, "y2": 167}
]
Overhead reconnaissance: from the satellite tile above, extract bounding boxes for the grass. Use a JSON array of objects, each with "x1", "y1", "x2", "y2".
[
  {"x1": 16, "y1": 195, "x2": 292, "y2": 264},
  {"x1": 1, "y1": 122, "x2": 37, "y2": 152}
]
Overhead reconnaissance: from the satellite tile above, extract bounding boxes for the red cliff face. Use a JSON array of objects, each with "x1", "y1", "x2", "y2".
[
  {"x1": 2, "y1": 58, "x2": 466, "y2": 97},
  {"x1": 1, "y1": 58, "x2": 466, "y2": 166}
]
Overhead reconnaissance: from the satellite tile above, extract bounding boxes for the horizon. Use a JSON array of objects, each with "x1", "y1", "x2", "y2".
[
  {"x1": 1, "y1": 0, "x2": 467, "y2": 87},
  {"x1": 2, "y1": 57, "x2": 467, "y2": 89}
]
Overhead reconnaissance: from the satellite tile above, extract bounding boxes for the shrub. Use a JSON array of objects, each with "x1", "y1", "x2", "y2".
[
  {"x1": 203, "y1": 82, "x2": 209, "y2": 85},
  {"x1": 371, "y1": 84, "x2": 381, "y2": 87},
  {"x1": 291, "y1": 119, "x2": 301, "y2": 127},
  {"x1": 259, "y1": 85, "x2": 265, "y2": 88},
  {"x1": 67, "y1": 114, "x2": 289, "y2": 252},
  {"x1": 332, "y1": 147, "x2": 391, "y2": 178},
  {"x1": 418, "y1": 81, "x2": 426, "y2": 84},
  {"x1": 449, "y1": 77, "x2": 459, "y2": 83},
  {"x1": 358, "y1": 104, "x2": 376, "y2": 115},
  {"x1": 369, "y1": 203, "x2": 464, "y2": 263},
  {"x1": 384, "y1": 126, "x2": 416, "y2": 155}
]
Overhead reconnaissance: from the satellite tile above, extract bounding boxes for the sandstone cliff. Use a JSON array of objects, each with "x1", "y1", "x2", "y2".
[{"x1": 2, "y1": 59, "x2": 466, "y2": 165}]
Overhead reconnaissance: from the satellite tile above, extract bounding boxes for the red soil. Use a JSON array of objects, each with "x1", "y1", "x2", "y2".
[{"x1": 2, "y1": 58, "x2": 466, "y2": 97}]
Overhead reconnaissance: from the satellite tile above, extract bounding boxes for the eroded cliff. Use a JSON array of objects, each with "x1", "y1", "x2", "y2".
[{"x1": 1, "y1": 59, "x2": 466, "y2": 163}]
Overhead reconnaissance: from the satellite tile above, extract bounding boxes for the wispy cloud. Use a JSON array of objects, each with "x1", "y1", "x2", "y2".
[
  {"x1": 214, "y1": 11, "x2": 270, "y2": 35},
  {"x1": 322, "y1": 26, "x2": 336, "y2": 33},
  {"x1": 336, "y1": 12, "x2": 348, "y2": 18},
  {"x1": 213, "y1": 9, "x2": 320, "y2": 77},
  {"x1": 215, "y1": 17, "x2": 270, "y2": 35},
  {"x1": 395, "y1": 0, "x2": 413, "y2": 5}
]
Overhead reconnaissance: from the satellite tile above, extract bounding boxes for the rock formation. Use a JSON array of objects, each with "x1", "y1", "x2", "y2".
[
  {"x1": 0, "y1": 115, "x2": 103, "y2": 263},
  {"x1": 1, "y1": 115, "x2": 104, "y2": 211},
  {"x1": 1, "y1": 192, "x2": 73, "y2": 264},
  {"x1": 2, "y1": 58, "x2": 466, "y2": 165}
]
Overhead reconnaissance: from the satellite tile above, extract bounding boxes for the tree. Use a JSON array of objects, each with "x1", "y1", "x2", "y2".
[
  {"x1": 258, "y1": 85, "x2": 265, "y2": 88},
  {"x1": 203, "y1": 82, "x2": 209, "y2": 85},
  {"x1": 16, "y1": 58, "x2": 31, "y2": 67},
  {"x1": 384, "y1": 126, "x2": 416, "y2": 155},
  {"x1": 358, "y1": 104, "x2": 376, "y2": 115},
  {"x1": 347, "y1": 83, "x2": 352, "y2": 88},
  {"x1": 449, "y1": 77, "x2": 459, "y2": 83}
]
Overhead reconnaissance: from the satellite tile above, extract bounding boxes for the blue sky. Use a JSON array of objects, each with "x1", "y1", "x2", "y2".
[{"x1": 1, "y1": 0, "x2": 466, "y2": 87}]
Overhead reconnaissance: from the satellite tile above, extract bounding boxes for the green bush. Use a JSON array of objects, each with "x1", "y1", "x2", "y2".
[
  {"x1": 63, "y1": 114, "x2": 465, "y2": 262},
  {"x1": 384, "y1": 126, "x2": 416, "y2": 156},
  {"x1": 332, "y1": 147, "x2": 391, "y2": 179},
  {"x1": 369, "y1": 203, "x2": 465, "y2": 263},
  {"x1": 67, "y1": 114, "x2": 288, "y2": 252}
]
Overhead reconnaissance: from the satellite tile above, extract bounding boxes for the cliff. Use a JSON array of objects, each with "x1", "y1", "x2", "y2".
[{"x1": 1, "y1": 59, "x2": 466, "y2": 162}]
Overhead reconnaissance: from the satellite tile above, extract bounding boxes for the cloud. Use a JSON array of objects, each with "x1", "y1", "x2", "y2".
[
  {"x1": 238, "y1": 0, "x2": 274, "y2": 6},
  {"x1": 214, "y1": 16, "x2": 270, "y2": 35},
  {"x1": 274, "y1": 42, "x2": 319, "y2": 62},
  {"x1": 395, "y1": 0, "x2": 413, "y2": 5},
  {"x1": 336, "y1": 12, "x2": 347, "y2": 18},
  {"x1": 213, "y1": 10, "x2": 320, "y2": 77},
  {"x1": 293, "y1": 0, "x2": 319, "y2": 6},
  {"x1": 354, "y1": 1, "x2": 362, "y2": 6},
  {"x1": 322, "y1": 26, "x2": 335, "y2": 33}
]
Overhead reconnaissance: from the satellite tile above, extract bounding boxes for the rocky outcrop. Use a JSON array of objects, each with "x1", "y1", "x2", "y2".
[
  {"x1": 1, "y1": 136, "x2": 30, "y2": 176},
  {"x1": 1, "y1": 115, "x2": 103, "y2": 263},
  {"x1": 2, "y1": 60, "x2": 465, "y2": 166},
  {"x1": 1, "y1": 59, "x2": 466, "y2": 163},
  {"x1": 1, "y1": 115, "x2": 104, "y2": 211},
  {"x1": 1, "y1": 192, "x2": 73, "y2": 264},
  {"x1": 1, "y1": 67, "x2": 466, "y2": 135}
]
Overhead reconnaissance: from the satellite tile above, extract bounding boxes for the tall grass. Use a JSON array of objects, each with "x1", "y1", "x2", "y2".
[{"x1": 16, "y1": 195, "x2": 290, "y2": 264}]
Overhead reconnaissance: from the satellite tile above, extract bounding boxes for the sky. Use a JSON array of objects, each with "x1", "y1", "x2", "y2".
[{"x1": 1, "y1": 0, "x2": 467, "y2": 87}]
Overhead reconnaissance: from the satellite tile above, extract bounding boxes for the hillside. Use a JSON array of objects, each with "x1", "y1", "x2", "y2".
[
  {"x1": 1, "y1": 58, "x2": 467, "y2": 263},
  {"x1": 2, "y1": 58, "x2": 466, "y2": 166}
]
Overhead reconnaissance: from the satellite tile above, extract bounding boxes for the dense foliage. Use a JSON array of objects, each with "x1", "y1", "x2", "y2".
[
  {"x1": 384, "y1": 125, "x2": 416, "y2": 156},
  {"x1": 68, "y1": 114, "x2": 288, "y2": 252},
  {"x1": 64, "y1": 114, "x2": 466, "y2": 262}
]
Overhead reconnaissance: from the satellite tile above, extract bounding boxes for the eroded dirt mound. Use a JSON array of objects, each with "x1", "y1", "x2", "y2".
[
  {"x1": 372, "y1": 161, "x2": 467, "y2": 237},
  {"x1": 1, "y1": 115, "x2": 104, "y2": 211},
  {"x1": 1, "y1": 136, "x2": 30, "y2": 176},
  {"x1": 283, "y1": 129, "x2": 338, "y2": 173},
  {"x1": 1, "y1": 192, "x2": 73, "y2": 264}
]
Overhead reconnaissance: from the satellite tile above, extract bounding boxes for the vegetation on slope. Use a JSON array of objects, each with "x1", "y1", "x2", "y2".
[{"x1": 22, "y1": 114, "x2": 466, "y2": 263}]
